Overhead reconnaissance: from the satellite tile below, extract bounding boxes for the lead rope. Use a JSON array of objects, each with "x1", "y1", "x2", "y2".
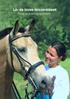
[
  {"x1": 12, "y1": 81, "x2": 22, "y2": 99},
  {"x1": 25, "y1": 83, "x2": 30, "y2": 99},
  {"x1": 24, "y1": 83, "x2": 38, "y2": 99}
]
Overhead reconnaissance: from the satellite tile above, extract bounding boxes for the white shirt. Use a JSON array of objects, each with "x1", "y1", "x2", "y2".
[{"x1": 47, "y1": 65, "x2": 69, "y2": 99}]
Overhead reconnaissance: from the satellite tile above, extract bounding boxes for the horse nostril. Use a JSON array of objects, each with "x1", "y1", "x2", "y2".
[
  {"x1": 40, "y1": 80, "x2": 47, "y2": 89},
  {"x1": 41, "y1": 80, "x2": 46, "y2": 85}
]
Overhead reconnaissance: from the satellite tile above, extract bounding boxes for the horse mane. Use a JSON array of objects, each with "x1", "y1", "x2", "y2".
[{"x1": 0, "y1": 27, "x2": 25, "y2": 39}]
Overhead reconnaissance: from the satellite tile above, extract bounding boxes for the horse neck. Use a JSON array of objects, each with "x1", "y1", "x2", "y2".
[{"x1": 0, "y1": 36, "x2": 14, "y2": 97}]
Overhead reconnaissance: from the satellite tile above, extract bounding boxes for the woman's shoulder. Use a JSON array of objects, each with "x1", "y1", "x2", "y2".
[
  {"x1": 47, "y1": 65, "x2": 68, "y2": 77},
  {"x1": 57, "y1": 65, "x2": 69, "y2": 76}
]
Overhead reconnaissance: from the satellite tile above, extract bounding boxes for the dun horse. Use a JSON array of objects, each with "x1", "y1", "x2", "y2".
[{"x1": 0, "y1": 19, "x2": 53, "y2": 99}]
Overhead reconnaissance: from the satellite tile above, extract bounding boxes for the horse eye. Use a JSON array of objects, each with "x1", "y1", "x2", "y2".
[{"x1": 17, "y1": 47, "x2": 26, "y2": 53}]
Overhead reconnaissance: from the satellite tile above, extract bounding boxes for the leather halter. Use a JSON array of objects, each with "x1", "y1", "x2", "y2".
[{"x1": 9, "y1": 33, "x2": 44, "y2": 89}]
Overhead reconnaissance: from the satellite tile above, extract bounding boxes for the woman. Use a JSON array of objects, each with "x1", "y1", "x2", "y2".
[{"x1": 36, "y1": 41, "x2": 69, "y2": 99}]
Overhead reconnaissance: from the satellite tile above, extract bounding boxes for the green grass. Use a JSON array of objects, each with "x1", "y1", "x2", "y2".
[
  {"x1": 13, "y1": 73, "x2": 27, "y2": 98},
  {"x1": 13, "y1": 73, "x2": 34, "y2": 98},
  {"x1": 61, "y1": 58, "x2": 70, "y2": 76},
  {"x1": 61, "y1": 58, "x2": 70, "y2": 99},
  {"x1": 60, "y1": 58, "x2": 70, "y2": 99},
  {"x1": 14, "y1": 58, "x2": 70, "y2": 99}
]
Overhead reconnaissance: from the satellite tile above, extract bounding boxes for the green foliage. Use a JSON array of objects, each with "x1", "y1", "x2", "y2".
[
  {"x1": 38, "y1": 42, "x2": 48, "y2": 59},
  {"x1": 0, "y1": 0, "x2": 70, "y2": 49},
  {"x1": 67, "y1": 50, "x2": 70, "y2": 58}
]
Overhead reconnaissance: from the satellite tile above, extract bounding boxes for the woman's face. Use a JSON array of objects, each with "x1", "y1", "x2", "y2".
[{"x1": 45, "y1": 46, "x2": 61, "y2": 67}]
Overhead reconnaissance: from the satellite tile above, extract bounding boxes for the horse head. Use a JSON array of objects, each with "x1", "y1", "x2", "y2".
[
  {"x1": 0, "y1": 19, "x2": 54, "y2": 98},
  {"x1": 8, "y1": 19, "x2": 46, "y2": 85}
]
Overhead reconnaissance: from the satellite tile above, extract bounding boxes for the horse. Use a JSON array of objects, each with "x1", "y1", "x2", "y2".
[{"x1": 0, "y1": 19, "x2": 54, "y2": 99}]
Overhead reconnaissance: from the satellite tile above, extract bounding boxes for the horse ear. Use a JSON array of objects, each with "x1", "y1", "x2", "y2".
[
  {"x1": 24, "y1": 19, "x2": 36, "y2": 34},
  {"x1": 13, "y1": 20, "x2": 19, "y2": 35},
  {"x1": 10, "y1": 20, "x2": 19, "y2": 38}
]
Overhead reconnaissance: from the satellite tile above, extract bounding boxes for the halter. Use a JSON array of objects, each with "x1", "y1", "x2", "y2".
[{"x1": 9, "y1": 33, "x2": 45, "y2": 98}]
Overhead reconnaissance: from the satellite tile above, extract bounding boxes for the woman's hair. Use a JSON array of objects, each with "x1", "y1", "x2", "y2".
[{"x1": 51, "y1": 41, "x2": 67, "y2": 61}]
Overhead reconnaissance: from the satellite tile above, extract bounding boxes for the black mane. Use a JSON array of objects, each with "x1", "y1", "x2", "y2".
[{"x1": 0, "y1": 27, "x2": 25, "y2": 39}]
